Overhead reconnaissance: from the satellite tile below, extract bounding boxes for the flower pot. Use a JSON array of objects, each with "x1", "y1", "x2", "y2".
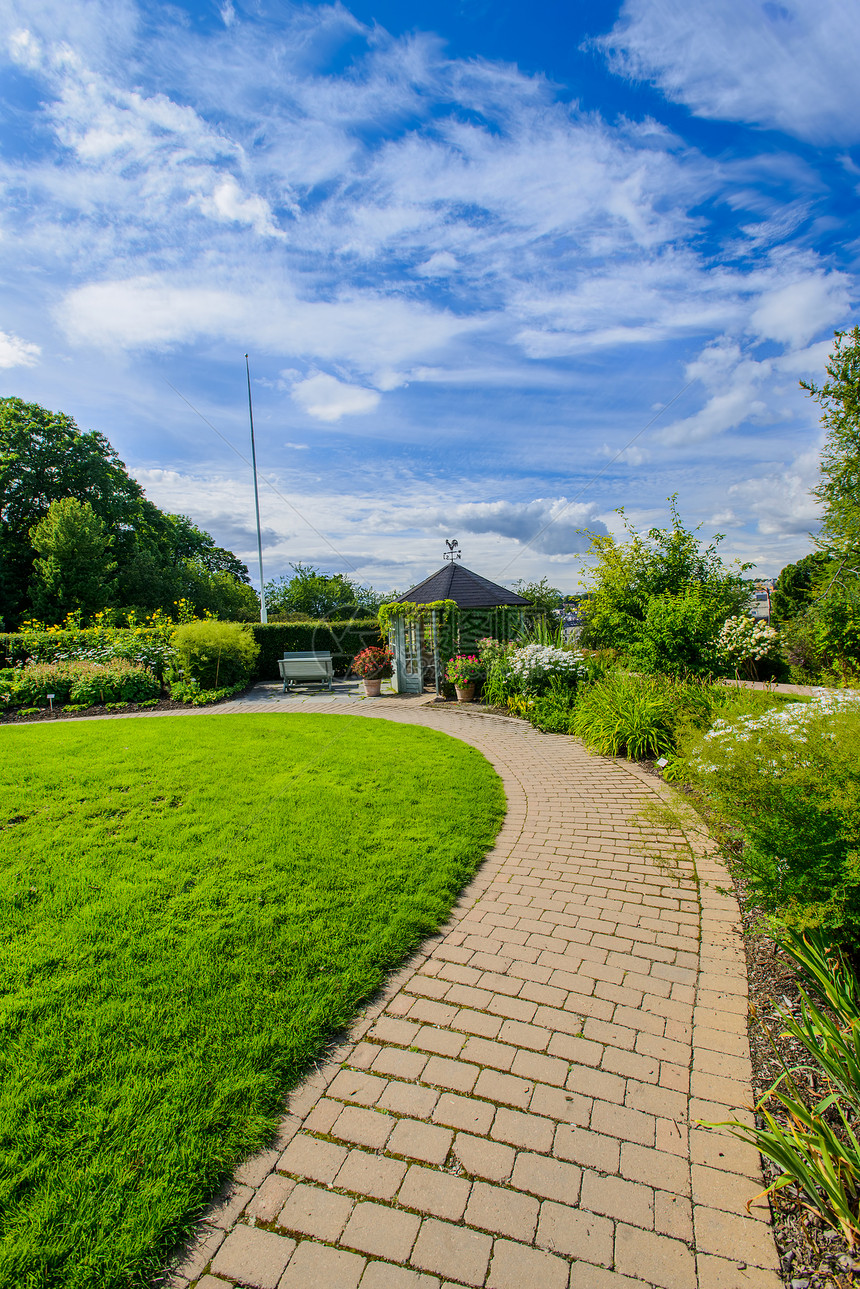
[
  {"x1": 363, "y1": 678, "x2": 382, "y2": 697},
  {"x1": 455, "y1": 683, "x2": 475, "y2": 703}
]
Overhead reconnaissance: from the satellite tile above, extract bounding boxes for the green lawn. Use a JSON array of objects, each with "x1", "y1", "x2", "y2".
[{"x1": 0, "y1": 714, "x2": 505, "y2": 1289}]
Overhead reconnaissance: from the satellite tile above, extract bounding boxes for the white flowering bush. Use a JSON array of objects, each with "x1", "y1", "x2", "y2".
[
  {"x1": 507, "y1": 644, "x2": 587, "y2": 693},
  {"x1": 684, "y1": 689, "x2": 860, "y2": 934},
  {"x1": 717, "y1": 615, "x2": 781, "y2": 679}
]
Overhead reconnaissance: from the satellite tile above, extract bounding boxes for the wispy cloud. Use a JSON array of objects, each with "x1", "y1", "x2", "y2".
[{"x1": 598, "y1": 0, "x2": 860, "y2": 144}]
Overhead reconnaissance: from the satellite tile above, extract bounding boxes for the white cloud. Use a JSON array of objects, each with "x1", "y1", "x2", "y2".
[
  {"x1": 749, "y1": 272, "x2": 851, "y2": 349},
  {"x1": 421, "y1": 499, "x2": 609, "y2": 557},
  {"x1": 728, "y1": 449, "x2": 823, "y2": 536},
  {"x1": 290, "y1": 373, "x2": 381, "y2": 422},
  {"x1": 0, "y1": 329, "x2": 41, "y2": 367},
  {"x1": 599, "y1": 0, "x2": 860, "y2": 144}
]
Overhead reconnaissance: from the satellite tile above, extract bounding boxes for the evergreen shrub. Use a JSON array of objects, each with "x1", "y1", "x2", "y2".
[{"x1": 171, "y1": 621, "x2": 259, "y2": 689}]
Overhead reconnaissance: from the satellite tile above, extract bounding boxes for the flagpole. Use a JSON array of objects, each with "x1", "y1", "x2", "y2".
[{"x1": 245, "y1": 354, "x2": 267, "y2": 624}]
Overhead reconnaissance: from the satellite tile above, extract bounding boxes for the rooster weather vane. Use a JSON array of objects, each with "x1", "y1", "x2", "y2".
[{"x1": 444, "y1": 538, "x2": 462, "y2": 563}]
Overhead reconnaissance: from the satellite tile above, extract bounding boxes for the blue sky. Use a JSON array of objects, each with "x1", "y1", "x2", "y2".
[{"x1": 1, "y1": 0, "x2": 857, "y2": 594}]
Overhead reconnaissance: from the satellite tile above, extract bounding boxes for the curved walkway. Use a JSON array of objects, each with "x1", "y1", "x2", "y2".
[{"x1": 167, "y1": 690, "x2": 780, "y2": 1289}]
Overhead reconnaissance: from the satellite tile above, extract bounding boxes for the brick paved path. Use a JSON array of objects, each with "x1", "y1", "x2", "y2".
[{"x1": 167, "y1": 690, "x2": 780, "y2": 1289}]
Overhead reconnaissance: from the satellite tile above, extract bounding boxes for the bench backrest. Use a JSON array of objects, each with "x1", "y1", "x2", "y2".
[{"x1": 281, "y1": 651, "x2": 333, "y2": 660}]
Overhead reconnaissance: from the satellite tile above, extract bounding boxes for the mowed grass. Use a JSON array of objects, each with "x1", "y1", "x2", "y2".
[{"x1": 0, "y1": 714, "x2": 505, "y2": 1289}]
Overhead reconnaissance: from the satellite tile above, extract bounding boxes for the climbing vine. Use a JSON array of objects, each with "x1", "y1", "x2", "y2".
[{"x1": 377, "y1": 599, "x2": 458, "y2": 637}]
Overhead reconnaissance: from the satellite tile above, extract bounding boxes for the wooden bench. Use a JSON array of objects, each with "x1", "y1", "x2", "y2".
[{"x1": 278, "y1": 651, "x2": 334, "y2": 692}]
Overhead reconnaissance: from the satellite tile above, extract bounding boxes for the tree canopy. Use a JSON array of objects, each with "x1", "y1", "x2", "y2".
[
  {"x1": 0, "y1": 397, "x2": 255, "y2": 627},
  {"x1": 265, "y1": 563, "x2": 382, "y2": 620},
  {"x1": 805, "y1": 326, "x2": 860, "y2": 558}
]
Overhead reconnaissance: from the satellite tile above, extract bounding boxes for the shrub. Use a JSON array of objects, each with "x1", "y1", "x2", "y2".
[
  {"x1": 171, "y1": 620, "x2": 259, "y2": 689},
  {"x1": 1, "y1": 660, "x2": 159, "y2": 708},
  {"x1": 682, "y1": 691, "x2": 860, "y2": 935},
  {"x1": 717, "y1": 615, "x2": 783, "y2": 680},
  {"x1": 627, "y1": 586, "x2": 724, "y2": 676},
  {"x1": 248, "y1": 620, "x2": 382, "y2": 680}
]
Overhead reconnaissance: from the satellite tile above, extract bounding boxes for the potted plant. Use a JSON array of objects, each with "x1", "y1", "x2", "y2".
[
  {"x1": 446, "y1": 654, "x2": 483, "y2": 702},
  {"x1": 352, "y1": 645, "x2": 393, "y2": 697}
]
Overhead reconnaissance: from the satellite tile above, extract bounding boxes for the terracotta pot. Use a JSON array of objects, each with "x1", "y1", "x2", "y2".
[
  {"x1": 363, "y1": 678, "x2": 382, "y2": 697},
  {"x1": 454, "y1": 682, "x2": 475, "y2": 703}
]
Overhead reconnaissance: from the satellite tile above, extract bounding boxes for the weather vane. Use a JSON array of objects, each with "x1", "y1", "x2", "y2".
[{"x1": 444, "y1": 538, "x2": 462, "y2": 562}]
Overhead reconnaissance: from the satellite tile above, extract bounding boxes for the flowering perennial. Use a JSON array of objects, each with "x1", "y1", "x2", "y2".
[
  {"x1": 692, "y1": 689, "x2": 860, "y2": 776},
  {"x1": 507, "y1": 643, "x2": 587, "y2": 690}
]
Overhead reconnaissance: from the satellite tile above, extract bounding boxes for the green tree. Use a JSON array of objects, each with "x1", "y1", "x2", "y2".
[
  {"x1": 511, "y1": 576, "x2": 562, "y2": 616},
  {"x1": 771, "y1": 551, "x2": 831, "y2": 623},
  {"x1": 265, "y1": 564, "x2": 381, "y2": 620},
  {"x1": 804, "y1": 326, "x2": 860, "y2": 557},
  {"x1": 29, "y1": 498, "x2": 117, "y2": 622},
  {"x1": 0, "y1": 397, "x2": 147, "y2": 624},
  {"x1": 579, "y1": 497, "x2": 751, "y2": 670}
]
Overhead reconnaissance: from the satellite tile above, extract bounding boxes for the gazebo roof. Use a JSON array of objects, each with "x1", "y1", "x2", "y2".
[{"x1": 396, "y1": 563, "x2": 530, "y2": 609}]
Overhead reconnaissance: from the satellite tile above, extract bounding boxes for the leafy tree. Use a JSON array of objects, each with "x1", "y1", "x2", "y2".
[
  {"x1": 0, "y1": 397, "x2": 255, "y2": 625},
  {"x1": 771, "y1": 551, "x2": 831, "y2": 623},
  {"x1": 265, "y1": 563, "x2": 382, "y2": 620},
  {"x1": 804, "y1": 327, "x2": 860, "y2": 557},
  {"x1": 29, "y1": 498, "x2": 117, "y2": 622},
  {"x1": 579, "y1": 497, "x2": 751, "y2": 670},
  {"x1": 0, "y1": 397, "x2": 146, "y2": 624},
  {"x1": 511, "y1": 576, "x2": 562, "y2": 616}
]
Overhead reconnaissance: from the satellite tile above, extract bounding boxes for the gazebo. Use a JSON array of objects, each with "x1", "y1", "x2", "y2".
[{"x1": 384, "y1": 559, "x2": 530, "y2": 695}]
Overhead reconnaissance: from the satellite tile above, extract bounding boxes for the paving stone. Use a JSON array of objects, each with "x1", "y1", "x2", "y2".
[
  {"x1": 553, "y1": 1124, "x2": 620, "y2": 1172},
  {"x1": 170, "y1": 1225, "x2": 226, "y2": 1281},
  {"x1": 358, "y1": 1263, "x2": 442, "y2": 1289},
  {"x1": 536, "y1": 1202, "x2": 614, "y2": 1266},
  {"x1": 655, "y1": 1191, "x2": 693, "y2": 1242},
  {"x1": 568, "y1": 1265, "x2": 652, "y2": 1288},
  {"x1": 621, "y1": 1142, "x2": 691, "y2": 1196},
  {"x1": 341, "y1": 1200, "x2": 422, "y2": 1262},
  {"x1": 490, "y1": 1107, "x2": 554, "y2": 1152},
  {"x1": 278, "y1": 1183, "x2": 354, "y2": 1241},
  {"x1": 695, "y1": 1253, "x2": 783, "y2": 1288},
  {"x1": 235, "y1": 1149, "x2": 282, "y2": 1189},
  {"x1": 695, "y1": 1206, "x2": 779, "y2": 1267},
  {"x1": 464, "y1": 1180, "x2": 539, "y2": 1241},
  {"x1": 203, "y1": 1181, "x2": 254, "y2": 1228},
  {"x1": 329, "y1": 1069, "x2": 389, "y2": 1106},
  {"x1": 388, "y1": 1118, "x2": 454, "y2": 1165},
  {"x1": 379, "y1": 1081, "x2": 440, "y2": 1119},
  {"x1": 278, "y1": 1239, "x2": 365, "y2": 1288},
  {"x1": 581, "y1": 1170, "x2": 653, "y2": 1229},
  {"x1": 398, "y1": 1164, "x2": 471, "y2": 1220},
  {"x1": 421, "y1": 1056, "x2": 480, "y2": 1094},
  {"x1": 245, "y1": 1174, "x2": 296, "y2": 1224},
  {"x1": 278, "y1": 1133, "x2": 348, "y2": 1184},
  {"x1": 410, "y1": 1217, "x2": 493, "y2": 1287},
  {"x1": 210, "y1": 1226, "x2": 296, "y2": 1289},
  {"x1": 372, "y1": 1047, "x2": 430, "y2": 1081},
  {"x1": 335, "y1": 1149, "x2": 408, "y2": 1202},
  {"x1": 486, "y1": 1238, "x2": 569, "y2": 1289},
  {"x1": 453, "y1": 1133, "x2": 516, "y2": 1183},
  {"x1": 614, "y1": 1223, "x2": 696, "y2": 1289},
  {"x1": 332, "y1": 1105, "x2": 395, "y2": 1150},
  {"x1": 432, "y1": 1091, "x2": 495, "y2": 1135},
  {"x1": 195, "y1": 1278, "x2": 233, "y2": 1289},
  {"x1": 510, "y1": 1150, "x2": 581, "y2": 1204},
  {"x1": 474, "y1": 1068, "x2": 532, "y2": 1109}
]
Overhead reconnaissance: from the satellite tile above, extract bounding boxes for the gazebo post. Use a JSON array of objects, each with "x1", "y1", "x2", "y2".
[{"x1": 432, "y1": 609, "x2": 440, "y2": 696}]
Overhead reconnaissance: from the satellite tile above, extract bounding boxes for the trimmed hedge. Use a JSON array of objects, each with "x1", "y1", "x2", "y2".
[
  {"x1": 249, "y1": 621, "x2": 383, "y2": 680},
  {"x1": 1, "y1": 620, "x2": 384, "y2": 684}
]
